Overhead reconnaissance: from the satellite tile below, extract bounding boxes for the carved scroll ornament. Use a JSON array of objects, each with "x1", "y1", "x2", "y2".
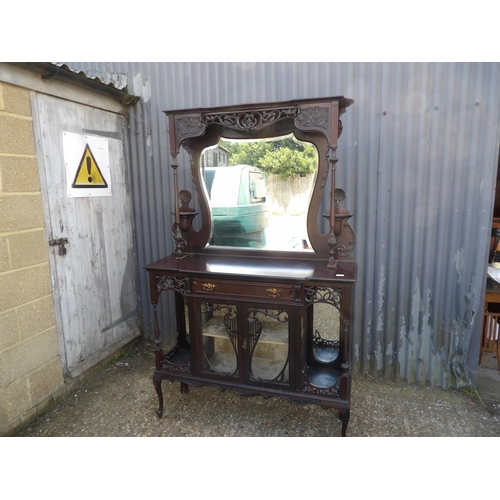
[
  {"x1": 304, "y1": 286, "x2": 342, "y2": 306},
  {"x1": 203, "y1": 107, "x2": 298, "y2": 131},
  {"x1": 156, "y1": 275, "x2": 188, "y2": 295}
]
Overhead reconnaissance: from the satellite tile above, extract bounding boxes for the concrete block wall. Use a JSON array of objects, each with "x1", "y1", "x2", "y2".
[{"x1": 0, "y1": 81, "x2": 64, "y2": 435}]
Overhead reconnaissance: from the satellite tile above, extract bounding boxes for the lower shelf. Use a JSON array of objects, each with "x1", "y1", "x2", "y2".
[
  {"x1": 305, "y1": 366, "x2": 341, "y2": 389},
  {"x1": 162, "y1": 349, "x2": 343, "y2": 391},
  {"x1": 165, "y1": 348, "x2": 191, "y2": 367},
  {"x1": 203, "y1": 351, "x2": 237, "y2": 376},
  {"x1": 203, "y1": 352, "x2": 289, "y2": 382}
]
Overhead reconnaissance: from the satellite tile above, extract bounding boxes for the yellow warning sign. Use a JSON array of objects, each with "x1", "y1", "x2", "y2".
[{"x1": 72, "y1": 144, "x2": 108, "y2": 188}]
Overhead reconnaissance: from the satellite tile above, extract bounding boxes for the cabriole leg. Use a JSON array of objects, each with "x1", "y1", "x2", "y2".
[
  {"x1": 153, "y1": 372, "x2": 164, "y2": 418},
  {"x1": 339, "y1": 405, "x2": 350, "y2": 437}
]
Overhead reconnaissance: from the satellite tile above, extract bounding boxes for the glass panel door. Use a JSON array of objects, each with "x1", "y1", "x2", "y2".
[
  {"x1": 200, "y1": 302, "x2": 239, "y2": 377},
  {"x1": 246, "y1": 308, "x2": 289, "y2": 384}
]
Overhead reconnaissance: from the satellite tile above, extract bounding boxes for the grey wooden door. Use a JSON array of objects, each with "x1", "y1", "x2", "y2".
[{"x1": 33, "y1": 93, "x2": 139, "y2": 378}]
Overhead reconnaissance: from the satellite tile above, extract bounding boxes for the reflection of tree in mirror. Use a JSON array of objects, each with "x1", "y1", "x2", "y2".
[{"x1": 220, "y1": 135, "x2": 317, "y2": 179}]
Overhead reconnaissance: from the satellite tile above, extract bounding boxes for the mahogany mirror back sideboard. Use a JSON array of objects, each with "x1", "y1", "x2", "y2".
[{"x1": 144, "y1": 96, "x2": 356, "y2": 436}]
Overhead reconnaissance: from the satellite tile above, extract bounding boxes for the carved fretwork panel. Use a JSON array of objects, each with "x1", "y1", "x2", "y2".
[
  {"x1": 304, "y1": 286, "x2": 342, "y2": 306},
  {"x1": 203, "y1": 107, "x2": 298, "y2": 132},
  {"x1": 156, "y1": 275, "x2": 189, "y2": 295}
]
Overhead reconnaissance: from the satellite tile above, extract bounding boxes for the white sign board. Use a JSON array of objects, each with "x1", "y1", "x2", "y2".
[{"x1": 63, "y1": 132, "x2": 112, "y2": 197}]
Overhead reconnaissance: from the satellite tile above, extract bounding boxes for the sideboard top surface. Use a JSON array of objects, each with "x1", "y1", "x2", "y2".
[{"x1": 144, "y1": 253, "x2": 357, "y2": 283}]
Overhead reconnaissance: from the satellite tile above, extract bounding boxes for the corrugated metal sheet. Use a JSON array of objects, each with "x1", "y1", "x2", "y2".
[
  {"x1": 52, "y1": 62, "x2": 129, "y2": 90},
  {"x1": 63, "y1": 62, "x2": 500, "y2": 388}
]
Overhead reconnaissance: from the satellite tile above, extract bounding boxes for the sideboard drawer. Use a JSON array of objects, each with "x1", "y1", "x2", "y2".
[{"x1": 191, "y1": 278, "x2": 298, "y2": 301}]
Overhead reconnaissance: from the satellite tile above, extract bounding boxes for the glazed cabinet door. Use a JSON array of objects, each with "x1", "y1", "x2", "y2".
[
  {"x1": 194, "y1": 299, "x2": 240, "y2": 379},
  {"x1": 242, "y1": 303, "x2": 301, "y2": 389},
  {"x1": 192, "y1": 298, "x2": 301, "y2": 389}
]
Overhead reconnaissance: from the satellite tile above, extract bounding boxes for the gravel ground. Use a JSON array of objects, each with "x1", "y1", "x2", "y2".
[{"x1": 11, "y1": 339, "x2": 500, "y2": 438}]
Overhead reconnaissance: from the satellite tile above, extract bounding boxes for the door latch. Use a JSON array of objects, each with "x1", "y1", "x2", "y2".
[{"x1": 49, "y1": 237, "x2": 68, "y2": 256}]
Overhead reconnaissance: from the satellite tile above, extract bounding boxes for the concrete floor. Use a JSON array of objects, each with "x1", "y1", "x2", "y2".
[{"x1": 9, "y1": 339, "x2": 500, "y2": 437}]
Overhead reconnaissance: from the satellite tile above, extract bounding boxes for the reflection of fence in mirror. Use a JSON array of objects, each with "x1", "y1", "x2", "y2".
[
  {"x1": 200, "y1": 135, "x2": 318, "y2": 251},
  {"x1": 265, "y1": 174, "x2": 315, "y2": 251}
]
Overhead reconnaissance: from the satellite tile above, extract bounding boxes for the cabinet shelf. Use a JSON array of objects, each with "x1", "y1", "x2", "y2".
[
  {"x1": 305, "y1": 366, "x2": 341, "y2": 389},
  {"x1": 204, "y1": 352, "x2": 237, "y2": 376},
  {"x1": 202, "y1": 317, "x2": 288, "y2": 345},
  {"x1": 204, "y1": 352, "x2": 289, "y2": 383},
  {"x1": 312, "y1": 345, "x2": 340, "y2": 364},
  {"x1": 165, "y1": 348, "x2": 191, "y2": 367}
]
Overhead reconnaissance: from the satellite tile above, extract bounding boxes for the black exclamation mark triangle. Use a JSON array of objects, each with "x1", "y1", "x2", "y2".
[{"x1": 72, "y1": 144, "x2": 109, "y2": 188}]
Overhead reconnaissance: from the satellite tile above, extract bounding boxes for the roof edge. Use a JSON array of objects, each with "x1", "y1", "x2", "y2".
[{"x1": 9, "y1": 62, "x2": 139, "y2": 105}]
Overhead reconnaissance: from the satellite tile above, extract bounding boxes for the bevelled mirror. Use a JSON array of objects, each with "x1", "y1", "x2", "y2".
[{"x1": 200, "y1": 134, "x2": 318, "y2": 251}]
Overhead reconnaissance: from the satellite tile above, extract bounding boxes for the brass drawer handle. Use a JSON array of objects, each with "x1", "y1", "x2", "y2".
[
  {"x1": 266, "y1": 288, "x2": 282, "y2": 298},
  {"x1": 202, "y1": 283, "x2": 217, "y2": 292}
]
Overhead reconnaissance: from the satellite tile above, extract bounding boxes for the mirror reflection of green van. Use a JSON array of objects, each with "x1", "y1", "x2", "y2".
[{"x1": 204, "y1": 165, "x2": 269, "y2": 247}]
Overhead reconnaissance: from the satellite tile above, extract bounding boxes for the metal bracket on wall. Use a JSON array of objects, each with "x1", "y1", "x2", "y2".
[{"x1": 82, "y1": 129, "x2": 122, "y2": 140}]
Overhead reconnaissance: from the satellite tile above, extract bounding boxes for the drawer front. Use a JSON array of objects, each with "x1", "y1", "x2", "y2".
[{"x1": 191, "y1": 278, "x2": 298, "y2": 301}]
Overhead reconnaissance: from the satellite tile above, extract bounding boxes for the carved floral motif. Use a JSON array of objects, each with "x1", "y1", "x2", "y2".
[
  {"x1": 203, "y1": 108, "x2": 298, "y2": 131},
  {"x1": 296, "y1": 106, "x2": 329, "y2": 130},
  {"x1": 175, "y1": 115, "x2": 206, "y2": 141}
]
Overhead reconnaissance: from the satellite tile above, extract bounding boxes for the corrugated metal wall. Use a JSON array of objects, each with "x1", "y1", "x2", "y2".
[{"x1": 64, "y1": 62, "x2": 500, "y2": 388}]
